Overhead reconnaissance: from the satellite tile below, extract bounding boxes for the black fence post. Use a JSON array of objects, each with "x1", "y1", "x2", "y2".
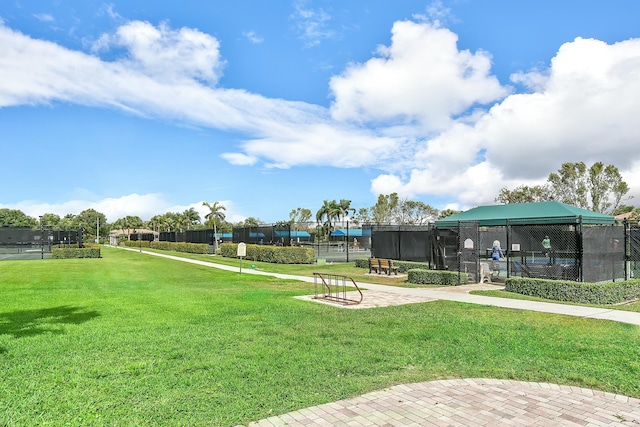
[
  {"x1": 505, "y1": 219, "x2": 510, "y2": 278},
  {"x1": 624, "y1": 219, "x2": 630, "y2": 280},
  {"x1": 578, "y1": 216, "x2": 584, "y2": 282}
]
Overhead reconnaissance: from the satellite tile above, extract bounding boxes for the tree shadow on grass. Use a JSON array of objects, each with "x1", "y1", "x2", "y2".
[{"x1": 0, "y1": 306, "x2": 101, "y2": 343}]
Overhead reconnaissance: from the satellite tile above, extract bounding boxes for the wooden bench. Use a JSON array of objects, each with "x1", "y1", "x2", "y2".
[
  {"x1": 378, "y1": 258, "x2": 399, "y2": 275},
  {"x1": 368, "y1": 257, "x2": 379, "y2": 274}
]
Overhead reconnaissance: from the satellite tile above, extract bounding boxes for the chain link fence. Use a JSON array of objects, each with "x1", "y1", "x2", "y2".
[
  {"x1": 0, "y1": 228, "x2": 83, "y2": 260},
  {"x1": 628, "y1": 224, "x2": 640, "y2": 279},
  {"x1": 434, "y1": 218, "x2": 630, "y2": 283}
]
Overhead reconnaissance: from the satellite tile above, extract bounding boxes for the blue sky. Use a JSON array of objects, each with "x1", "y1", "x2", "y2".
[{"x1": 2, "y1": 1, "x2": 640, "y2": 223}]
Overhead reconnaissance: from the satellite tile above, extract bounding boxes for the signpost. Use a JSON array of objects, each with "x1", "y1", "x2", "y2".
[{"x1": 237, "y1": 242, "x2": 246, "y2": 274}]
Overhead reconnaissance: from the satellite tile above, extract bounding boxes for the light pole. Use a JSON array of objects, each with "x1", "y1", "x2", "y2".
[
  {"x1": 346, "y1": 217, "x2": 350, "y2": 263},
  {"x1": 39, "y1": 216, "x2": 44, "y2": 259}
]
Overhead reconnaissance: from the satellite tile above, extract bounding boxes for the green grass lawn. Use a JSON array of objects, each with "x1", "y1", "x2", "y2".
[
  {"x1": 1, "y1": 247, "x2": 640, "y2": 426},
  {"x1": 135, "y1": 246, "x2": 415, "y2": 286}
]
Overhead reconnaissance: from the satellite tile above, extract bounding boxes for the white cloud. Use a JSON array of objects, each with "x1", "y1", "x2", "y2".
[
  {"x1": 1, "y1": 194, "x2": 245, "y2": 224},
  {"x1": 92, "y1": 20, "x2": 225, "y2": 85},
  {"x1": 99, "y1": 3, "x2": 124, "y2": 21},
  {"x1": 370, "y1": 36, "x2": 640, "y2": 208},
  {"x1": 243, "y1": 30, "x2": 264, "y2": 44},
  {"x1": 290, "y1": 0, "x2": 334, "y2": 47},
  {"x1": 2, "y1": 18, "x2": 640, "y2": 212},
  {"x1": 329, "y1": 20, "x2": 508, "y2": 130},
  {"x1": 33, "y1": 13, "x2": 54, "y2": 22},
  {"x1": 220, "y1": 152, "x2": 258, "y2": 166}
]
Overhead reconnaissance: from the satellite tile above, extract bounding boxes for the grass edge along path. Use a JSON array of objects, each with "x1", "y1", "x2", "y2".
[
  {"x1": 0, "y1": 247, "x2": 638, "y2": 426},
  {"x1": 471, "y1": 288, "x2": 640, "y2": 313}
]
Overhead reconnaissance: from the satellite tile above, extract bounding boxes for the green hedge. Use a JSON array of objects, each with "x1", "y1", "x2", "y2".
[
  {"x1": 355, "y1": 258, "x2": 430, "y2": 273},
  {"x1": 355, "y1": 258, "x2": 369, "y2": 268},
  {"x1": 218, "y1": 243, "x2": 315, "y2": 264},
  {"x1": 407, "y1": 268, "x2": 466, "y2": 286},
  {"x1": 52, "y1": 246, "x2": 101, "y2": 259},
  {"x1": 505, "y1": 277, "x2": 640, "y2": 304},
  {"x1": 123, "y1": 240, "x2": 210, "y2": 254}
]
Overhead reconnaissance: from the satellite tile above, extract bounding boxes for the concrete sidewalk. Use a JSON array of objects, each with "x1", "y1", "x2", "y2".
[{"x1": 127, "y1": 247, "x2": 640, "y2": 326}]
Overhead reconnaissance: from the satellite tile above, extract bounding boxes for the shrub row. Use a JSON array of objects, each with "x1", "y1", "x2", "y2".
[
  {"x1": 394, "y1": 260, "x2": 430, "y2": 273},
  {"x1": 354, "y1": 258, "x2": 430, "y2": 273},
  {"x1": 407, "y1": 268, "x2": 466, "y2": 286},
  {"x1": 52, "y1": 246, "x2": 101, "y2": 259},
  {"x1": 123, "y1": 240, "x2": 210, "y2": 254},
  {"x1": 218, "y1": 243, "x2": 315, "y2": 264},
  {"x1": 505, "y1": 277, "x2": 640, "y2": 304},
  {"x1": 354, "y1": 258, "x2": 369, "y2": 269}
]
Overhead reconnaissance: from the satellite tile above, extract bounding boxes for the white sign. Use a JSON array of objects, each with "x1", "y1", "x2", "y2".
[
  {"x1": 237, "y1": 242, "x2": 247, "y2": 257},
  {"x1": 463, "y1": 238, "x2": 474, "y2": 250}
]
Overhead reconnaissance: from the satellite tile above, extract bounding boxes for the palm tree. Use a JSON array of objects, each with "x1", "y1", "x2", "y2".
[
  {"x1": 337, "y1": 199, "x2": 356, "y2": 225},
  {"x1": 202, "y1": 201, "x2": 226, "y2": 249},
  {"x1": 147, "y1": 215, "x2": 164, "y2": 236},
  {"x1": 183, "y1": 208, "x2": 201, "y2": 230},
  {"x1": 316, "y1": 200, "x2": 340, "y2": 240}
]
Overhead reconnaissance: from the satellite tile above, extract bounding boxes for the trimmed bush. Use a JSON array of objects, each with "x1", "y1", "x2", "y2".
[
  {"x1": 52, "y1": 246, "x2": 101, "y2": 259},
  {"x1": 407, "y1": 268, "x2": 466, "y2": 286},
  {"x1": 354, "y1": 258, "x2": 369, "y2": 269},
  {"x1": 505, "y1": 277, "x2": 640, "y2": 304},
  {"x1": 123, "y1": 240, "x2": 209, "y2": 254},
  {"x1": 393, "y1": 260, "x2": 430, "y2": 273},
  {"x1": 218, "y1": 243, "x2": 315, "y2": 264}
]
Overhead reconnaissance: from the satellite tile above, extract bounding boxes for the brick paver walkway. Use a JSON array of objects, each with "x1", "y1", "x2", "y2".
[{"x1": 241, "y1": 379, "x2": 640, "y2": 426}]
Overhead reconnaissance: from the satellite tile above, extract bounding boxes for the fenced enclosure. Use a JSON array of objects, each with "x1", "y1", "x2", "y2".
[
  {"x1": 434, "y1": 218, "x2": 630, "y2": 283},
  {"x1": 232, "y1": 223, "x2": 370, "y2": 263},
  {"x1": 369, "y1": 225, "x2": 431, "y2": 262},
  {"x1": 121, "y1": 218, "x2": 640, "y2": 281},
  {"x1": 0, "y1": 228, "x2": 83, "y2": 260}
]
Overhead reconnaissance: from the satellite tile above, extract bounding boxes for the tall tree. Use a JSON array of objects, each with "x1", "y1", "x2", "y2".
[
  {"x1": 59, "y1": 214, "x2": 76, "y2": 230},
  {"x1": 547, "y1": 162, "x2": 589, "y2": 209},
  {"x1": 495, "y1": 185, "x2": 551, "y2": 204},
  {"x1": 0, "y1": 209, "x2": 37, "y2": 227},
  {"x1": 548, "y1": 162, "x2": 630, "y2": 213},
  {"x1": 316, "y1": 200, "x2": 340, "y2": 239},
  {"x1": 240, "y1": 217, "x2": 260, "y2": 227},
  {"x1": 336, "y1": 199, "x2": 356, "y2": 225},
  {"x1": 394, "y1": 199, "x2": 439, "y2": 225},
  {"x1": 370, "y1": 193, "x2": 399, "y2": 224},
  {"x1": 39, "y1": 213, "x2": 61, "y2": 228},
  {"x1": 202, "y1": 201, "x2": 226, "y2": 248},
  {"x1": 289, "y1": 207, "x2": 312, "y2": 232},
  {"x1": 497, "y1": 162, "x2": 631, "y2": 213},
  {"x1": 74, "y1": 209, "x2": 108, "y2": 242},
  {"x1": 353, "y1": 207, "x2": 372, "y2": 226},
  {"x1": 112, "y1": 215, "x2": 143, "y2": 239},
  {"x1": 438, "y1": 208, "x2": 461, "y2": 219},
  {"x1": 182, "y1": 208, "x2": 201, "y2": 230},
  {"x1": 587, "y1": 162, "x2": 630, "y2": 213},
  {"x1": 146, "y1": 215, "x2": 165, "y2": 233}
]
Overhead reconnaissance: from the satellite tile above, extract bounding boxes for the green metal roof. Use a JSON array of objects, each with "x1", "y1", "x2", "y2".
[{"x1": 434, "y1": 201, "x2": 615, "y2": 227}]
